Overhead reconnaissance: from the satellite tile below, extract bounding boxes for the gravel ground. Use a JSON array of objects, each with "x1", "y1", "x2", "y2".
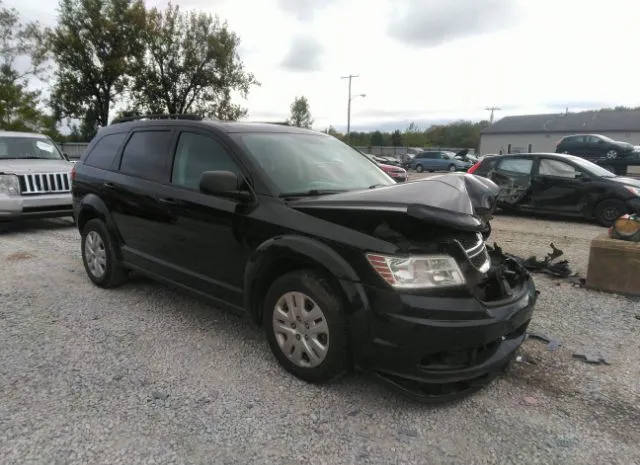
[{"x1": 1, "y1": 216, "x2": 639, "y2": 465}]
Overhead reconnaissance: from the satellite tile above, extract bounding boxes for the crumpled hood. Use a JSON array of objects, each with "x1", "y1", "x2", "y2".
[
  {"x1": 0, "y1": 158, "x2": 73, "y2": 175},
  {"x1": 289, "y1": 173, "x2": 500, "y2": 232}
]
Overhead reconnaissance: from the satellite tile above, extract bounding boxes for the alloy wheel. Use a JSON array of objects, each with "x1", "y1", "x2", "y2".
[
  {"x1": 271, "y1": 291, "x2": 329, "y2": 368},
  {"x1": 85, "y1": 231, "x2": 107, "y2": 279}
]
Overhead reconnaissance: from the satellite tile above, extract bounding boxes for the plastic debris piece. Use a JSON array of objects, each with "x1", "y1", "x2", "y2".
[
  {"x1": 547, "y1": 340, "x2": 562, "y2": 351},
  {"x1": 522, "y1": 396, "x2": 538, "y2": 406},
  {"x1": 526, "y1": 331, "x2": 551, "y2": 344},
  {"x1": 572, "y1": 352, "x2": 610, "y2": 365}
]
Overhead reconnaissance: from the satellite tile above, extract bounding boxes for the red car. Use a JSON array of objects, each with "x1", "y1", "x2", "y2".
[
  {"x1": 379, "y1": 162, "x2": 408, "y2": 183},
  {"x1": 364, "y1": 154, "x2": 408, "y2": 182}
]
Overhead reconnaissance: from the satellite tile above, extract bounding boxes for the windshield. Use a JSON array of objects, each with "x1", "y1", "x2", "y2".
[
  {"x1": 0, "y1": 136, "x2": 65, "y2": 160},
  {"x1": 565, "y1": 155, "x2": 617, "y2": 177},
  {"x1": 232, "y1": 132, "x2": 395, "y2": 195}
]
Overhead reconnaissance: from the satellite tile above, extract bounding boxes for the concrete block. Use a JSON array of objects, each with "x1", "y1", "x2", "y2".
[{"x1": 585, "y1": 233, "x2": 640, "y2": 296}]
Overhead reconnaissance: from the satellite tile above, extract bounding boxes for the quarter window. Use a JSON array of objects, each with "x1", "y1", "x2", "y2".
[
  {"x1": 85, "y1": 133, "x2": 127, "y2": 170},
  {"x1": 119, "y1": 130, "x2": 173, "y2": 182},
  {"x1": 171, "y1": 132, "x2": 241, "y2": 190}
]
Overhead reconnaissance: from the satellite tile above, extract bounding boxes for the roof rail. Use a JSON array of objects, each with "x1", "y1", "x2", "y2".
[{"x1": 110, "y1": 113, "x2": 209, "y2": 124}]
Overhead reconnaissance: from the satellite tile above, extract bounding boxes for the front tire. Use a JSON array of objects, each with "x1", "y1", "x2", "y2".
[
  {"x1": 594, "y1": 199, "x2": 627, "y2": 227},
  {"x1": 606, "y1": 150, "x2": 618, "y2": 159},
  {"x1": 263, "y1": 270, "x2": 349, "y2": 384},
  {"x1": 415, "y1": 164, "x2": 424, "y2": 173},
  {"x1": 81, "y1": 219, "x2": 127, "y2": 288}
]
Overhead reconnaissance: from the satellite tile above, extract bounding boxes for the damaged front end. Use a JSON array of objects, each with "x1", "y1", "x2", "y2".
[{"x1": 289, "y1": 173, "x2": 537, "y2": 402}]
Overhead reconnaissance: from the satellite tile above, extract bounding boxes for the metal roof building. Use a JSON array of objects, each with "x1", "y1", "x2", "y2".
[{"x1": 479, "y1": 110, "x2": 640, "y2": 155}]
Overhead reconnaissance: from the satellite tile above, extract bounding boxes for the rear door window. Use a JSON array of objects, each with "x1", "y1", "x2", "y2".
[
  {"x1": 119, "y1": 130, "x2": 173, "y2": 183},
  {"x1": 84, "y1": 133, "x2": 127, "y2": 170},
  {"x1": 497, "y1": 158, "x2": 534, "y2": 175}
]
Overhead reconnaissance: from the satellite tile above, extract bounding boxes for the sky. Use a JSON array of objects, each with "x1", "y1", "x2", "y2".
[{"x1": 6, "y1": 0, "x2": 640, "y2": 132}]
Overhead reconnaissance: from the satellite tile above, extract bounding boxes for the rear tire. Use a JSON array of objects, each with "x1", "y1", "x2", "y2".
[
  {"x1": 448, "y1": 164, "x2": 456, "y2": 172},
  {"x1": 81, "y1": 219, "x2": 127, "y2": 288},
  {"x1": 263, "y1": 270, "x2": 349, "y2": 384},
  {"x1": 594, "y1": 199, "x2": 627, "y2": 227}
]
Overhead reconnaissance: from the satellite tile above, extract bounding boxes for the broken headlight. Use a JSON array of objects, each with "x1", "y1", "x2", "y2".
[
  {"x1": 0, "y1": 175, "x2": 20, "y2": 196},
  {"x1": 366, "y1": 253, "x2": 465, "y2": 289}
]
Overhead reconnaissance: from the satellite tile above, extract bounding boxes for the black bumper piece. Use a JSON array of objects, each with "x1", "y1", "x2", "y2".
[{"x1": 356, "y1": 275, "x2": 537, "y2": 403}]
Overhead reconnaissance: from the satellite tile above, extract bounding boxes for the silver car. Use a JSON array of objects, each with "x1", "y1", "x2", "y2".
[{"x1": 0, "y1": 131, "x2": 75, "y2": 221}]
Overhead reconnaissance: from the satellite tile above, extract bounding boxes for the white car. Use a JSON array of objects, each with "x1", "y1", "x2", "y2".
[{"x1": 0, "y1": 131, "x2": 75, "y2": 221}]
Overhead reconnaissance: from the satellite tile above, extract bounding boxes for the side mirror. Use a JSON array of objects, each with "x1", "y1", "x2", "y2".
[
  {"x1": 199, "y1": 171, "x2": 252, "y2": 202},
  {"x1": 62, "y1": 152, "x2": 70, "y2": 161}
]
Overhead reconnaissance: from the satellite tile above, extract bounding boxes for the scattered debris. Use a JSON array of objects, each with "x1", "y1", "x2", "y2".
[
  {"x1": 635, "y1": 314, "x2": 640, "y2": 320},
  {"x1": 572, "y1": 352, "x2": 610, "y2": 365},
  {"x1": 525, "y1": 331, "x2": 561, "y2": 352},
  {"x1": 546, "y1": 340, "x2": 562, "y2": 352},
  {"x1": 522, "y1": 396, "x2": 538, "y2": 406},
  {"x1": 526, "y1": 331, "x2": 551, "y2": 344}
]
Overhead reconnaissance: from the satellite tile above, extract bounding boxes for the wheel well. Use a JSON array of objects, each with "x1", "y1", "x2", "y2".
[
  {"x1": 76, "y1": 207, "x2": 102, "y2": 233},
  {"x1": 249, "y1": 257, "x2": 346, "y2": 326}
]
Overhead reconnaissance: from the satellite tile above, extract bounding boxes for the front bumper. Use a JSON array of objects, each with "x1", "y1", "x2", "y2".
[
  {"x1": 627, "y1": 197, "x2": 640, "y2": 215},
  {"x1": 354, "y1": 266, "x2": 537, "y2": 402},
  {"x1": 0, "y1": 193, "x2": 73, "y2": 220}
]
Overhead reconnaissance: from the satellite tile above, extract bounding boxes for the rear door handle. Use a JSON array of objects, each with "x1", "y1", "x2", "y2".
[
  {"x1": 158, "y1": 197, "x2": 178, "y2": 206},
  {"x1": 103, "y1": 182, "x2": 115, "y2": 189}
]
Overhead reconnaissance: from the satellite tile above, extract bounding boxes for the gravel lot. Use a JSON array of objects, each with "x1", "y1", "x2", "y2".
[{"x1": 1, "y1": 212, "x2": 639, "y2": 465}]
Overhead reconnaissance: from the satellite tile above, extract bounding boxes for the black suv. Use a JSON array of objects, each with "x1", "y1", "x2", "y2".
[{"x1": 71, "y1": 115, "x2": 537, "y2": 401}]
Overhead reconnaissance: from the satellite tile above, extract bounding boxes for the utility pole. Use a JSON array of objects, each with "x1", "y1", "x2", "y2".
[
  {"x1": 485, "y1": 106, "x2": 501, "y2": 124},
  {"x1": 341, "y1": 74, "x2": 359, "y2": 136}
]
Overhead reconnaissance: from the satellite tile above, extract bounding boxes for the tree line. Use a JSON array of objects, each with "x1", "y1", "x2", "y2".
[
  {"x1": 0, "y1": 0, "x2": 258, "y2": 141},
  {"x1": 286, "y1": 95, "x2": 491, "y2": 149}
]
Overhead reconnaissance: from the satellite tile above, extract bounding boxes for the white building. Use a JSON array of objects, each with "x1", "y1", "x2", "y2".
[{"x1": 479, "y1": 110, "x2": 640, "y2": 155}]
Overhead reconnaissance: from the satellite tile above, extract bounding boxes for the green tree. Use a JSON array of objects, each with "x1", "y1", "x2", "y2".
[
  {"x1": 403, "y1": 121, "x2": 427, "y2": 147},
  {"x1": 132, "y1": 2, "x2": 258, "y2": 120},
  {"x1": 0, "y1": 0, "x2": 51, "y2": 131},
  {"x1": 49, "y1": 0, "x2": 147, "y2": 137},
  {"x1": 288, "y1": 95, "x2": 313, "y2": 128},
  {"x1": 370, "y1": 130, "x2": 384, "y2": 146},
  {"x1": 390, "y1": 129, "x2": 403, "y2": 146}
]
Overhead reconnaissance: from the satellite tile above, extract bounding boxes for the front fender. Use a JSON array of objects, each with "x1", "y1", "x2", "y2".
[{"x1": 244, "y1": 234, "x2": 370, "y2": 324}]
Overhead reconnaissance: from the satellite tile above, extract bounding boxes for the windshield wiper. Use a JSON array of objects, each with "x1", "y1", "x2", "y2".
[
  {"x1": 279, "y1": 189, "x2": 346, "y2": 198},
  {"x1": 369, "y1": 183, "x2": 387, "y2": 189}
]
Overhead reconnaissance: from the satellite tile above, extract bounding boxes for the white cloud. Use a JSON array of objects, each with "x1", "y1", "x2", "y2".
[
  {"x1": 280, "y1": 36, "x2": 324, "y2": 72},
  {"x1": 4, "y1": 0, "x2": 640, "y2": 132}
]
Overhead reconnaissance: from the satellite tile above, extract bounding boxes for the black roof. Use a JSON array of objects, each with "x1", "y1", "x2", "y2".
[{"x1": 482, "y1": 110, "x2": 640, "y2": 135}]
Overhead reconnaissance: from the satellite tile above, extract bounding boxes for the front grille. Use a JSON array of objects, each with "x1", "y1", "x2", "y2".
[
  {"x1": 18, "y1": 173, "x2": 71, "y2": 195},
  {"x1": 462, "y1": 232, "x2": 491, "y2": 273}
]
